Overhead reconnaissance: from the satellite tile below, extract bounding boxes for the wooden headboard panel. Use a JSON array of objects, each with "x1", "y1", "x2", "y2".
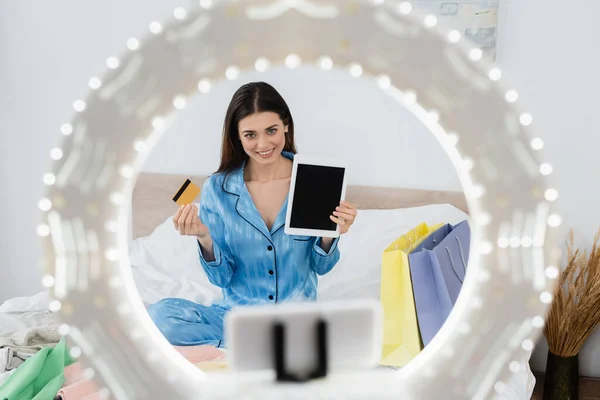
[{"x1": 131, "y1": 172, "x2": 468, "y2": 239}]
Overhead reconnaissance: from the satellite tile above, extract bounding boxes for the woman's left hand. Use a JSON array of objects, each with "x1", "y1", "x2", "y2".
[{"x1": 330, "y1": 201, "x2": 357, "y2": 235}]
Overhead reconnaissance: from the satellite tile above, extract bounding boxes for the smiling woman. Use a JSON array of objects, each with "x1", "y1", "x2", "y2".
[
  {"x1": 147, "y1": 81, "x2": 358, "y2": 347},
  {"x1": 35, "y1": 1, "x2": 559, "y2": 398},
  {"x1": 217, "y1": 82, "x2": 297, "y2": 172}
]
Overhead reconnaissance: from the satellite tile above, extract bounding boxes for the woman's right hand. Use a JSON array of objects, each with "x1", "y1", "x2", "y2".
[{"x1": 173, "y1": 204, "x2": 210, "y2": 238}]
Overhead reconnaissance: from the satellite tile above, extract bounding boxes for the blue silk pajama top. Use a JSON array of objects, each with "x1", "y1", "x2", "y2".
[
  {"x1": 147, "y1": 152, "x2": 341, "y2": 346},
  {"x1": 198, "y1": 151, "x2": 341, "y2": 307}
]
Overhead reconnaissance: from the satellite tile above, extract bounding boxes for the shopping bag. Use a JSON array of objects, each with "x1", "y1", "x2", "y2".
[
  {"x1": 408, "y1": 220, "x2": 471, "y2": 346},
  {"x1": 427, "y1": 220, "x2": 470, "y2": 304},
  {"x1": 379, "y1": 222, "x2": 443, "y2": 367},
  {"x1": 411, "y1": 223, "x2": 455, "y2": 253},
  {"x1": 407, "y1": 250, "x2": 453, "y2": 347}
]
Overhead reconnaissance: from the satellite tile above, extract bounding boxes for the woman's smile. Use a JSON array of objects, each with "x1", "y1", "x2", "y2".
[{"x1": 256, "y1": 148, "x2": 275, "y2": 158}]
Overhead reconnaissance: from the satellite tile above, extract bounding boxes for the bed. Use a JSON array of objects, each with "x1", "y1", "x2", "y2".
[
  {"x1": 1, "y1": 172, "x2": 536, "y2": 399},
  {"x1": 128, "y1": 172, "x2": 470, "y2": 305}
]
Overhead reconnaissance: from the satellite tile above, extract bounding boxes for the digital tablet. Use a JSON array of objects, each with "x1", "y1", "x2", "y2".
[
  {"x1": 284, "y1": 155, "x2": 348, "y2": 238},
  {"x1": 225, "y1": 299, "x2": 383, "y2": 375}
]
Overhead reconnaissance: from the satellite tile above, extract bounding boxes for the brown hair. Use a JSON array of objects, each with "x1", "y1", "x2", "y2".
[{"x1": 215, "y1": 82, "x2": 297, "y2": 174}]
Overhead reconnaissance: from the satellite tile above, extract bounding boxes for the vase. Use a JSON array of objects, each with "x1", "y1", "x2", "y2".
[{"x1": 542, "y1": 351, "x2": 579, "y2": 400}]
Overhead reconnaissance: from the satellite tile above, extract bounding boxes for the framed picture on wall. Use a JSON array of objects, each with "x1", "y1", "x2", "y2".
[{"x1": 412, "y1": 1, "x2": 500, "y2": 60}]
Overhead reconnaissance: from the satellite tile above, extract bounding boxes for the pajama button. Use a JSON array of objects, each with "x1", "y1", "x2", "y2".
[
  {"x1": 269, "y1": 270, "x2": 274, "y2": 275},
  {"x1": 267, "y1": 245, "x2": 273, "y2": 251},
  {"x1": 269, "y1": 295, "x2": 274, "y2": 300}
]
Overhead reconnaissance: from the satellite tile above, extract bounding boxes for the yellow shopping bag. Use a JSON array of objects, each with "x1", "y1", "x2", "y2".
[{"x1": 380, "y1": 222, "x2": 443, "y2": 367}]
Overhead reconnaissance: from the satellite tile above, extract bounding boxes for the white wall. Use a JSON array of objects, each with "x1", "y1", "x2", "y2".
[
  {"x1": 1, "y1": 0, "x2": 599, "y2": 377},
  {"x1": 0, "y1": 0, "x2": 179, "y2": 302},
  {"x1": 0, "y1": 0, "x2": 460, "y2": 302},
  {"x1": 495, "y1": 0, "x2": 600, "y2": 377},
  {"x1": 140, "y1": 66, "x2": 459, "y2": 190}
]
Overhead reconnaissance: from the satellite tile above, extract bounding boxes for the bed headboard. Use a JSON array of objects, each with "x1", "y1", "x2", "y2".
[{"x1": 131, "y1": 172, "x2": 468, "y2": 240}]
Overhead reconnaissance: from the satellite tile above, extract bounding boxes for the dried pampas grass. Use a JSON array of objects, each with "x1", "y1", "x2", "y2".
[{"x1": 544, "y1": 228, "x2": 600, "y2": 357}]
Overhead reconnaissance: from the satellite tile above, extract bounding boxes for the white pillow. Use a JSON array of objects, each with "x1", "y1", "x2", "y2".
[
  {"x1": 129, "y1": 202, "x2": 468, "y2": 305},
  {"x1": 129, "y1": 203, "x2": 223, "y2": 306},
  {"x1": 0, "y1": 290, "x2": 50, "y2": 313}
]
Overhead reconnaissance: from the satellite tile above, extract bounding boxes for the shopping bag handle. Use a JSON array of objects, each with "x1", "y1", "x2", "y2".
[{"x1": 445, "y1": 237, "x2": 467, "y2": 283}]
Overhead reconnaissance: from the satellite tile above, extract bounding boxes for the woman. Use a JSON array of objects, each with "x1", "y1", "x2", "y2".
[{"x1": 148, "y1": 82, "x2": 358, "y2": 347}]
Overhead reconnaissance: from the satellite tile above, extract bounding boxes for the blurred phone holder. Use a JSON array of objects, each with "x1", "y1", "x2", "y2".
[{"x1": 273, "y1": 319, "x2": 328, "y2": 383}]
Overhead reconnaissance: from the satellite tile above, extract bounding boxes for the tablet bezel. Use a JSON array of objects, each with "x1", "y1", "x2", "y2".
[{"x1": 284, "y1": 154, "x2": 348, "y2": 238}]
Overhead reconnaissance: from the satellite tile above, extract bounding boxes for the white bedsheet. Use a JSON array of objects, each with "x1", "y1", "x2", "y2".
[
  {"x1": 0, "y1": 311, "x2": 56, "y2": 333},
  {"x1": 128, "y1": 203, "x2": 470, "y2": 305},
  {"x1": 0, "y1": 291, "x2": 50, "y2": 314},
  {"x1": 2, "y1": 204, "x2": 468, "y2": 309},
  {"x1": 0, "y1": 203, "x2": 535, "y2": 398}
]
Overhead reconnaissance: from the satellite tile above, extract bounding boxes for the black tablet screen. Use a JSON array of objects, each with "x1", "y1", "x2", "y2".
[{"x1": 289, "y1": 164, "x2": 345, "y2": 231}]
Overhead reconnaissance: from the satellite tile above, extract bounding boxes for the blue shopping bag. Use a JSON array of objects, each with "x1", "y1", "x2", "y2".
[{"x1": 408, "y1": 220, "x2": 470, "y2": 346}]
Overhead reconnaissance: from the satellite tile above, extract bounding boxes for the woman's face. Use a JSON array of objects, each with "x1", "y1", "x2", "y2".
[{"x1": 238, "y1": 111, "x2": 288, "y2": 166}]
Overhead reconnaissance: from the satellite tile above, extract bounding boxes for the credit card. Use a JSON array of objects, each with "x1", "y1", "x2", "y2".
[{"x1": 172, "y1": 179, "x2": 201, "y2": 206}]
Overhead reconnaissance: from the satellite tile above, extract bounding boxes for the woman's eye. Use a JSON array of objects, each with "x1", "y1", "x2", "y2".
[
  {"x1": 245, "y1": 133, "x2": 255, "y2": 139},
  {"x1": 267, "y1": 129, "x2": 277, "y2": 135}
]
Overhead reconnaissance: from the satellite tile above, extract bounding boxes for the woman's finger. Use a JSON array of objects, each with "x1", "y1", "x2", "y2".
[
  {"x1": 173, "y1": 208, "x2": 183, "y2": 231},
  {"x1": 330, "y1": 215, "x2": 345, "y2": 225},
  {"x1": 330, "y1": 215, "x2": 349, "y2": 234},
  {"x1": 173, "y1": 206, "x2": 184, "y2": 228},
  {"x1": 178, "y1": 205, "x2": 192, "y2": 233},
  {"x1": 333, "y1": 211, "x2": 354, "y2": 222},
  {"x1": 185, "y1": 205, "x2": 196, "y2": 234},
  {"x1": 340, "y1": 200, "x2": 356, "y2": 210},
  {"x1": 337, "y1": 204, "x2": 357, "y2": 215}
]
